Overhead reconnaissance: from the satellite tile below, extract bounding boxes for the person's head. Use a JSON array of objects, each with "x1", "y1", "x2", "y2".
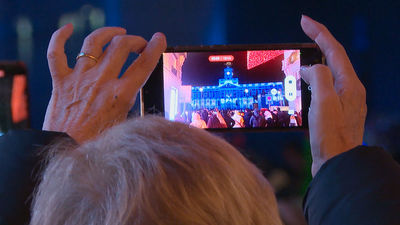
[
  {"x1": 31, "y1": 116, "x2": 281, "y2": 225},
  {"x1": 207, "y1": 114, "x2": 222, "y2": 129},
  {"x1": 254, "y1": 109, "x2": 260, "y2": 116},
  {"x1": 192, "y1": 112, "x2": 201, "y2": 121}
]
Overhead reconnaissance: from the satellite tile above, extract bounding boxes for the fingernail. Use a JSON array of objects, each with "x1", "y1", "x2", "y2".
[
  {"x1": 152, "y1": 32, "x2": 164, "y2": 40},
  {"x1": 300, "y1": 65, "x2": 310, "y2": 71},
  {"x1": 151, "y1": 32, "x2": 167, "y2": 49},
  {"x1": 62, "y1": 23, "x2": 72, "y2": 28},
  {"x1": 300, "y1": 66, "x2": 310, "y2": 84},
  {"x1": 60, "y1": 23, "x2": 74, "y2": 32},
  {"x1": 302, "y1": 14, "x2": 310, "y2": 20}
]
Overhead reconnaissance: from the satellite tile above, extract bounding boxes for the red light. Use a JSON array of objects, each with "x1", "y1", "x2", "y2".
[
  {"x1": 247, "y1": 50, "x2": 284, "y2": 70},
  {"x1": 208, "y1": 55, "x2": 234, "y2": 62},
  {"x1": 0, "y1": 70, "x2": 4, "y2": 78}
]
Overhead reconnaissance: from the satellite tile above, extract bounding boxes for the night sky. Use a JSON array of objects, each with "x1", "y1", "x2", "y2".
[{"x1": 181, "y1": 51, "x2": 285, "y2": 86}]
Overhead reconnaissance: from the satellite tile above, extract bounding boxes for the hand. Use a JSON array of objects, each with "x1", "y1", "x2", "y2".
[
  {"x1": 42, "y1": 24, "x2": 167, "y2": 143},
  {"x1": 300, "y1": 15, "x2": 367, "y2": 176}
]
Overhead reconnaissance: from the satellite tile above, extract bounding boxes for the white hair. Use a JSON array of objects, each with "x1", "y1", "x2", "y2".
[{"x1": 30, "y1": 116, "x2": 282, "y2": 225}]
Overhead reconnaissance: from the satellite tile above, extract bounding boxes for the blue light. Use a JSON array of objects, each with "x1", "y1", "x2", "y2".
[
  {"x1": 224, "y1": 67, "x2": 233, "y2": 79},
  {"x1": 190, "y1": 64, "x2": 286, "y2": 110},
  {"x1": 206, "y1": 0, "x2": 227, "y2": 44},
  {"x1": 104, "y1": 0, "x2": 121, "y2": 26}
]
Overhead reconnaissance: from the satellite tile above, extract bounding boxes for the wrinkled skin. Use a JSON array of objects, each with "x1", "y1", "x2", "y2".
[
  {"x1": 43, "y1": 24, "x2": 166, "y2": 143},
  {"x1": 43, "y1": 16, "x2": 367, "y2": 177},
  {"x1": 300, "y1": 15, "x2": 367, "y2": 176}
]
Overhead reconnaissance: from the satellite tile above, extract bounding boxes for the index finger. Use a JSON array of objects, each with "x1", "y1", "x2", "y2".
[
  {"x1": 119, "y1": 32, "x2": 167, "y2": 96},
  {"x1": 300, "y1": 15, "x2": 358, "y2": 85},
  {"x1": 47, "y1": 23, "x2": 74, "y2": 77}
]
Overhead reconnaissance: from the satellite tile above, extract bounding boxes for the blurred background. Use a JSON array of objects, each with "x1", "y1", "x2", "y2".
[{"x1": 0, "y1": 0, "x2": 399, "y2": 224}]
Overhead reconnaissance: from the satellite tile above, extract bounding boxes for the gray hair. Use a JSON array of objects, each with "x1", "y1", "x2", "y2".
[{"x1": 30, "y1": 116, "x2": 282, "y2": 225}]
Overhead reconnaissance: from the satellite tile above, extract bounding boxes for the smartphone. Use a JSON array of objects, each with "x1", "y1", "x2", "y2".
[
  {"x1": 0, "y1": 61, "x2": 30, "y2": 136},
  {"x1": 141, "y1": 44, "x2": 324, "y2": 131}
]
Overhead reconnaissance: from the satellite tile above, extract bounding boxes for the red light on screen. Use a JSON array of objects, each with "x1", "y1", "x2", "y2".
[
  {"x1": 247, "y1": 50, "x2": 284, "y2": 70},
  {"x1": 208, "y1": 55, "x2": 234, "y2": 62},
  {"x1": 0, "y1": 70, "x2": 4, "y2": 78}
]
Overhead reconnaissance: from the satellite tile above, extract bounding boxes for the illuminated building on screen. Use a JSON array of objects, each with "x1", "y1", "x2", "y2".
[
  {"x1": 163, "y1": 50, "x2": 301, "y2": 121},
  {"x1": 191, "y1": 65, "x2": 285, "y2": 110}
]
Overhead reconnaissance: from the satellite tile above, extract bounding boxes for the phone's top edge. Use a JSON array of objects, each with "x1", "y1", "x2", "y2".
[{"x1": 165, "y1": 43, "x2": 318, "y2": 52}]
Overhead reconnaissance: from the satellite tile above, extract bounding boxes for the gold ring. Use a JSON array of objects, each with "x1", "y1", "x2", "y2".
[{"x1": 76, "y1": 52, "x2": 98, "y2": 63}]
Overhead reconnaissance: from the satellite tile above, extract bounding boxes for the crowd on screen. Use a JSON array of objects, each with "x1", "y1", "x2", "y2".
[{"x1": 174, "y1": 108, "x2": 302, "y2": 129}]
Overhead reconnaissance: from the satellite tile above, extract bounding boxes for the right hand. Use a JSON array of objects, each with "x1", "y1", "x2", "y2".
[{"x1": 299, "y1": 15, "x2": 367, "y2": 176}]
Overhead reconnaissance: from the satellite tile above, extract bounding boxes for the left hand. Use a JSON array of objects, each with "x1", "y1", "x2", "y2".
[{"x1": 42, "y1": 24, "x2": 167, "y2": 143}]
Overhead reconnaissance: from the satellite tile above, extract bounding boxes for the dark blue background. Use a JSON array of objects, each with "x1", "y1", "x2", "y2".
[
  {"x1": 0, "y1": 1, "x2": 399, "y2": 223},
  {"x1": 1, "y1": 0, "x2": 398, "y2": 145},
  {"x1": 181, "y1": 52, "x2": 284, "y2": 86}
]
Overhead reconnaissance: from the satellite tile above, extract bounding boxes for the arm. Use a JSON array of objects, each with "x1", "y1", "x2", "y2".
[
  {"x1": 0, "y1": 130, "x2": 71, "y2": 224},
  {"x1": 298, "y1": 16, "x2": 399, "y2": 224},
  {"x1": 0, "y1": 25, "x2": 166, "y2": 224},
  {"x1": 303, "y1": 146, "x2": 400, "y2": 225}
]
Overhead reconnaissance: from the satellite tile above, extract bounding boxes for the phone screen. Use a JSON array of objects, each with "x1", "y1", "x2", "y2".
[{"x1": 162, "y1": 49, "x2": 302, "y2": 129}]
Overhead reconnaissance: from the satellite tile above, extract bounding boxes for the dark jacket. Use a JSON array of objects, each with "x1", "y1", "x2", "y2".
[
  {"x1": 1, "y1": 131, "x2": 400, "y2": 225},
  {"x1": 243, "y1": 111, "x2": 252, "y2": 128},
  {"x1": 0, "y1": 130, "x2": 69, "y2": 225},
  {"x1": 304, "y1": 145, "x2": 400, "y2": 225}
]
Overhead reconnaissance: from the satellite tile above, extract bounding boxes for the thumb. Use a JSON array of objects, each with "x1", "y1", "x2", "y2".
[
  {"x1": 300, "y1": 65, "x2": 312, "y2": 84},
  {"x1": 300, "y1": 64, "x2": 336, "y2": 101}
]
